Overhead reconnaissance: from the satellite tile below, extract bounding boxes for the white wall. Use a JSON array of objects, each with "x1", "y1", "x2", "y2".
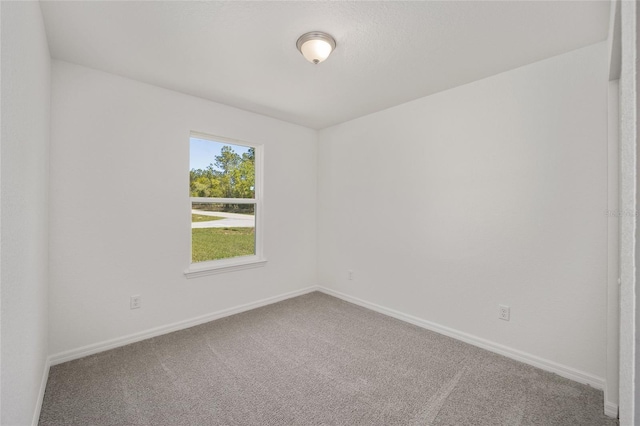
[
  {"x1": 636, "y1": 2, "x2": 640, "y2": 416},
  {"x1": 606, "y1": 79, "x2": 620, "y2": 415},
  {"x1": 605, "y1": 4, "x2": 621, "y2": 417},
  {"x1": 318, "y1": 43, "x2": 609, "y2": 382},
  {"x1": 1, "y1": 2, "x2": 51, "y2": 425},
  {"x1": 635, "y1": 2, "x2": 640, "y2": 421},
  {"x1": 49, "y1": 61, "x2": 317, "y2": 356},
  {"x1": 619, "y1": 0, "x2": 637, "y2": 423}
]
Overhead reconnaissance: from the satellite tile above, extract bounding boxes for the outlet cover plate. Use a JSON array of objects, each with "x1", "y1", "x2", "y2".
[
  {"x1": 499, "y1": 305, "x2": 510, "y2": 321},
  {"x1": 130, "y1": 295, "x2": 141, "y2": 309}
]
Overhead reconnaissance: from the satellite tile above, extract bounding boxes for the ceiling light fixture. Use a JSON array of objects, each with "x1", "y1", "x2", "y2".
[{"x1": 296, "y1": 31, "x2": 336, "y2": 64}]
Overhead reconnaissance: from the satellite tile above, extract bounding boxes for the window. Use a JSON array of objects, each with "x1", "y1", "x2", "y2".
[{"x1": 184, "y1": 133, "x2": 265, "y2": 278}]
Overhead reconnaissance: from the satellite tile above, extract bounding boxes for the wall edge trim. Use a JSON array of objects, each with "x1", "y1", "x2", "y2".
[
  {"x1": 47, "y1": 284, "x2": 610, "y2": 416},
  {"x1": 317, "y1": 286, "x2": 606, "y2": 390},
  {"x1": 49, "y1": 285, "x2": 320, "y2": 366},
  {"x1": 604, "y1": 401, "x2": 620, "y2": 418},
  {"x1": 31, "y1": 356, "x2": 51, "y2": 426}
]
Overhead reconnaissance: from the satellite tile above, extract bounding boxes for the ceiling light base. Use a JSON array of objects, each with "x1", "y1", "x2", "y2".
[{"x1": 296, "y1": 31, "x2": 336, "y2": 64}]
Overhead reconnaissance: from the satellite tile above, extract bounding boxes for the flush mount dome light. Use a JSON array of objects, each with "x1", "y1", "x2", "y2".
[{"x1": 296, "y1": 31, "x2": 336, "y2": 64}]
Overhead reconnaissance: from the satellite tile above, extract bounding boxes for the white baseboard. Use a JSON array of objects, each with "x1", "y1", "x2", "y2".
[
  {"x1": 604, "y1": 401, "x2": 619, "y2": 418},
  {"x1": 317, "y1": 287, "x2": 606, "y2": 390},
  {"x1": 47, "y1": 284, "x2": 609, "y2": 401},
  {"x1": 44, "y1": 284, "x2": 613, "y2": 419},
  {"x1": 49, "y1": 286, "x2": 320, "y2": 366},
  {"x1": 32, "y1": 356, "x2": 51, "y2": 426}
]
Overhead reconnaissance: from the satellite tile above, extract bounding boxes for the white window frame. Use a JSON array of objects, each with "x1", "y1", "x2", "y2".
[{"x1": 184, "y1": 132, "x2": 266, "y2": 278}]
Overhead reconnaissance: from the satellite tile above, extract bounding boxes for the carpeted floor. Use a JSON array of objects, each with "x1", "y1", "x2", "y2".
[{"x1": 39, "y1": 292, "x2": 618, "y2": 425}]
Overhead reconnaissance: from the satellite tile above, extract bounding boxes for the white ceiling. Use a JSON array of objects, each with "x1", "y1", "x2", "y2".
[{"x1": 40, "y1": 1, "x2": 610, "y2": 129}]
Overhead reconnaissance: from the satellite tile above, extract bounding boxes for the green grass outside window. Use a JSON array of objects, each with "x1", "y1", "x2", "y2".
[{"x1": 191, "y1": 228, "x2": 255, "y2": 262}]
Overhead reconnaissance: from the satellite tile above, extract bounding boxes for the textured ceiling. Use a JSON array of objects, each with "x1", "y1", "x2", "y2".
[{"x1": 40, "y1": 1, "x2": 610, "y2": 129}]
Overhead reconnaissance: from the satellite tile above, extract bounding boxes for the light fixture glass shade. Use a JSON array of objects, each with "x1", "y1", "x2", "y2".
[
  {"x1": 300, "y1": 39, "x2": 332, "y2": 64},
  {"x1": 296, "y1": 32, "x2": 336, "y2": 64}
]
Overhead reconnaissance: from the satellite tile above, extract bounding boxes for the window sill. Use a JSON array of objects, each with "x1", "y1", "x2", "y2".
[{"x1": 184, "y1": 256, "x2": 267, "y2": 279}]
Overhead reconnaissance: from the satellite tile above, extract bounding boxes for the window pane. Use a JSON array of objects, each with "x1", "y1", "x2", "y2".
[
  {"x1": 189, "y1": 137, "x2": 255, "y2": 199},
  {"x1": 191, "y1": 202, "x2": 256, "y2": 263}
]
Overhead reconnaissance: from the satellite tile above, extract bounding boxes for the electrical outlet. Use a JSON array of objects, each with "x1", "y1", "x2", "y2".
[
  {"x1": 130, "y1": 295, "x2": 141, "y2": 309},
  {"x1": 499, "y1": 305, "x2": 510, "y2": 321},
  {"x1": 348, "y1": 270, "x2": 354, "y2": 280}
]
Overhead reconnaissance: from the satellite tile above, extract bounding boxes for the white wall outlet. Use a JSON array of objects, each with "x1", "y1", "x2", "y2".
[
  {"x1": 348, "y1": 270, "x2": 354, "y2": 280},
  {"x1": 130, "y1": 295, "x2": 141, "y2": 309},
  {"x1": 499, "y1": 304, "x2": 510, "y2": 321}
]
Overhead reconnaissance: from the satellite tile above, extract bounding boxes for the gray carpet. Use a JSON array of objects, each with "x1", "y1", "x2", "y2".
[{"x1": 39, "y1": 292, "x2": 617, "y2": 425}]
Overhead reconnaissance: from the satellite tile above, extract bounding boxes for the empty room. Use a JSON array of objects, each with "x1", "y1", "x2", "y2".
[{"x1": 2, "y1": 0, "x2": 639, "y2": 425}]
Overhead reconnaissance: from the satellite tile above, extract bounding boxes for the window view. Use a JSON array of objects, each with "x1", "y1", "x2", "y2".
[{"x1": 189, "y1": 135, "x2": 258, "y2": 263}]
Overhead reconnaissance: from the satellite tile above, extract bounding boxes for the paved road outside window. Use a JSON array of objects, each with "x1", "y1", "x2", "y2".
[{"x1": 192, "y1": 210, "x2": 255, "y2": 228}]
